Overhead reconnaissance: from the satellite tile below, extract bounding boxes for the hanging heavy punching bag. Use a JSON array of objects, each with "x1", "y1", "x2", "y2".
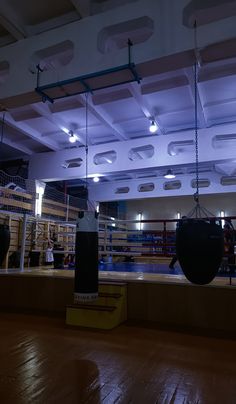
[
  {"x1": 74, "y1": 211, "x2": 99, "y2": 303},
  {"x1": 0, "y1": 224, "x2": 10, "y2": 267},
  {"x1": 176, "y1": 218, "x2": 224, "y2": 285}
]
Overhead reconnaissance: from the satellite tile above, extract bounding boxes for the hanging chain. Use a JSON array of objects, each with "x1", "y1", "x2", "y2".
[
  {"x1": 194, "y1": 20, "x2": 199, "y2": 203},
  {"x1": 85, "y1": 92, "x2": 88, "y2": 191},
  {"x1": 194, "y1": 60, "x2": 199, "y2": 200}
]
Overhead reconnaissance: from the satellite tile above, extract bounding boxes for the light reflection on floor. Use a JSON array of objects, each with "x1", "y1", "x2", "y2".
[{"x1": 0, "y1": 262, "x2": 234, "y2": 287}]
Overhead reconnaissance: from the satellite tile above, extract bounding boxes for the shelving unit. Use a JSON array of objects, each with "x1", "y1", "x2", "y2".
[{"x1": 30, "y1": 220, "x2": 76, "y2": 265}]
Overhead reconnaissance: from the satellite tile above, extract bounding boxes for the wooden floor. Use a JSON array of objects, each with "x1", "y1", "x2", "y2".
[{"x1": 1, "y1": 312, "x2": 236, "y2": 403}]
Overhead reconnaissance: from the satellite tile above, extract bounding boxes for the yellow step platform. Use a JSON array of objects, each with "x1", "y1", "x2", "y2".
[{"x1": 66, "y1": 282, "x2": 127, "y2": 330}]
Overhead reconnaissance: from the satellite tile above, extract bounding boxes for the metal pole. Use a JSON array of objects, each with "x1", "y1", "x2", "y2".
[
  {"x1": 36, "y1": 64, "x2": 44, "y2": 88},
  {"x1": 20, "y1": 214, "x2": 27, "y2": 272},
  {"x1": 128, "y1": 38, "x2": 133, "y2": 65}
]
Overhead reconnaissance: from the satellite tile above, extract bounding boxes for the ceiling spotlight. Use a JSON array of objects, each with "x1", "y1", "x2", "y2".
[
  {"x1": 149, "y1": 120, "x2": 158, "y2": 133},
  {"x1": 69, "y1": 135, "x2": 76, "y2": 143},
  {"x1": 164, "y1": 169, "x2": 176, "y2": 179},
  {"x1": 68, "y1": 130, "x2": 77, "y2": 143},
  {"x1": 93, "y1": 176, "x2": 100, "y2": 183}
]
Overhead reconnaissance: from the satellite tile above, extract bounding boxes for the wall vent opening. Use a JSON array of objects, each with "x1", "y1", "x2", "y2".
[
  {"x1": 128, "y1": 145, "x2": 154, "y2": 161},
  {"x1": 115, "y1": 186, "x2": 130, "y2": 194},
  {"x1": 191, "y1": 179, "x2": 210, "y2": 188},
  {"x1": 164, "y1": 181, "x2": 181, "y2": 190},
  {"x1": 94, "y1": 150, "x2": 117, "y2": 165},
  {"x1": 138, "y1": 182, "x2": 154, "y2": 192}
]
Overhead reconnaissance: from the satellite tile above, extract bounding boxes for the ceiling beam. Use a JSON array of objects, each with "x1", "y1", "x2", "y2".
[
  {"x1": 128, "y1": 82, "x2": 165, "y2": 135},
  {"x1": 1, "y1": 135, "x2": 32, "y2": 155},
  {"x1": 204, "y1": 97, "x2": 236, "y2": 108},
  {"x1": 89, "y1": 171, "x2": 230, "y2": 202},
  {"x1": 77, "y1": 94, "x2": 129, "y2": 142},
  {"x1": 0, "y1": 15, "x2": 26, "y2": 40},
  {"x1": 5, "y1": 114, "x2": 60, "y2": 151},
  {"x1": 31, "y1": 103, "x2": 86, "y2": 146},
  {"x1": 0, "y1": 1, "x2": 27, "y2": 39},
  {"x1": 28, "y1": 123, "x2": 236, "y2": 182},
  {"x1": 70, "y1": 0, "x2": 91, "y2": 18},
  {"x1": 0, "y1": 117, "x2": 32, "y2": 154},
  {"x1": 26, "y1": 12, "x2": 80, "y2": 36}
]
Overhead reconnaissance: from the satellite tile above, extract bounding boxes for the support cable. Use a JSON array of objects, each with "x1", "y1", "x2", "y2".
[
  {"x1": 187, "y1": 20, "x2": 214, "y2": 218},
  {"x1": 193, "y1": 20, "x2": 200, "y2": 216},
  {"x1": 194, "y1": 59, "x2": 199, "y2": 204},
  {"x1": 85, "y1": 92, "x2": 88, "y2": 191},
  {"x1": 1, "y1": 111, "x2": 6, "y2": 144}
]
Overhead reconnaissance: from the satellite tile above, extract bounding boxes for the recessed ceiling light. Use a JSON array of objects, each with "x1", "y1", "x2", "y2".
[{"x1": 93, "y1": 176, "x2": 100, "y2": 183}]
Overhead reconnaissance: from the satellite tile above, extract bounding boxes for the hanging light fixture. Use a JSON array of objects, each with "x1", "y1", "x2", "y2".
[
  {"x1": 164, "y1": 169, "x2": 176, "y2": 179},
  {"x1": 93, "y1": 176, "x2": 100, "y2": 183},
  {"x1": 149, "y1": 120, "x2": 158, "y2": 133},
  {"x1": 68, "y1": 130, "x2": 77, "y2": 143}
]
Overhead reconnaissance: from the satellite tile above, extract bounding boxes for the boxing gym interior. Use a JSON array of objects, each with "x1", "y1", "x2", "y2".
[{"x1": 1, "y1": 1, "x2": 236, "y2": 402}]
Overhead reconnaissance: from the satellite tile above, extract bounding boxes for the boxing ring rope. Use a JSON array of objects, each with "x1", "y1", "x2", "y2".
[
  {"x1": 1, "y1": 211, "x2": 236, "y2": 270},
  {"x1": 98, "y1": 216, "x2": 236, "y2": 262}
]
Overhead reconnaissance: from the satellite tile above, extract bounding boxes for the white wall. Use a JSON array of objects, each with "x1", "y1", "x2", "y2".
[{"x1": 125, "y1": 193, "x2": 236, "y2": 230}]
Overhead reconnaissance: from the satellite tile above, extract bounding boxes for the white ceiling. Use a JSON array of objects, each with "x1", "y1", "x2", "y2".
[{"x1": 1, "y1": 0, "x2": 236, "y2": 198}]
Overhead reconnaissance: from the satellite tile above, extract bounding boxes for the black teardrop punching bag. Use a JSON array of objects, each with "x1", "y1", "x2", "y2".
[
  {"x1": 176, "y1": 219, "x2": 224, "y2": 285},
  {"x1": 74, "y1": 211, "x2": 99, "y2": 303},
  {"x1": 0, "y1": 224, "x2": 10, "y2": 267}
]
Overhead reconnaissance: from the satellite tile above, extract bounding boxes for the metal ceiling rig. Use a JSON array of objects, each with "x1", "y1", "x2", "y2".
[
  {"x1": 35, "y1": 39, "x2": 141, "y2": 104},
  {"x1": 175, "y1": 21, "x2": 224, "y2": 285}
]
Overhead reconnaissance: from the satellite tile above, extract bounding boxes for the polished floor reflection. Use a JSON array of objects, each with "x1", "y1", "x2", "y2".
[
  {"x1": 0, "y1": 265, "x2": 235, "y2": 288},
  {"x1": 0, "y1": 312, "x2": 236, "y2": 403}
]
